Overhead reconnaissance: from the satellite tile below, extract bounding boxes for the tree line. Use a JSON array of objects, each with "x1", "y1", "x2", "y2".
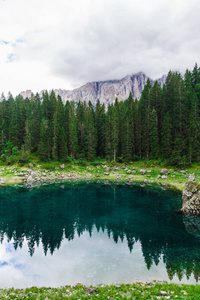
[{"x1": 0, "y1": 63, "x2": 200, "y2": 165}]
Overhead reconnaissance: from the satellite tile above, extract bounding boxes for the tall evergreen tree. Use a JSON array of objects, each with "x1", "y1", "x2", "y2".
[
  {"x1": 188, "y1": 94, "x2": 200, "y2": 162},
  {"x1": 150, "y1": 108, "x2": 159, "y2": 158}
]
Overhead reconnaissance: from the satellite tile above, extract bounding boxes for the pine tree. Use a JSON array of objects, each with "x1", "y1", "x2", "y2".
[
  {"x1": 111, "y1": 99, "x2": 119, "y2": 161},
  {"x1": 85, "y1": 102, "x2": 96, "y2": 161},
  {"x1": 105, "y1": 104, "x2": 113, "y2": 160},
  {"x1": 161, "y1": 112, "x2": 172, "y2": 159},
  {"x1": 188, "y1": 94, "x2": 200, "y2": 162},
  {"x1": 150, "y1": 108, "x2": 159, "y2": 158},
  {"x1": 66, "y1": 101, "x2": 78, "y2": 158},
  {"x1": 95, "y1": 100, "x2": 106, "y2": 158},
  {"x1": 138, "y1": 79, "x2": 152, "y2": 158},
  {"x1": 38, "y1": 118, "x2": 51, "y2": 161}
]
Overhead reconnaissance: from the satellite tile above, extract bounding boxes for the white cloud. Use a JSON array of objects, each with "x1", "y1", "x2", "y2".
[{"x1": 0, "y1": 0, "x2": 200, "y2": 96}]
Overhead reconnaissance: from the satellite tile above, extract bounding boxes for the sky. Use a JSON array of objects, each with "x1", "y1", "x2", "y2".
[{"x1": 0, "y1": 0, "x2": 200, "y2": 97}]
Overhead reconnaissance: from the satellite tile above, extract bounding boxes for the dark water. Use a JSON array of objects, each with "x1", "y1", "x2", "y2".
[{"x1": 0, "y1": 182, "x2": 200, "y2": 287}]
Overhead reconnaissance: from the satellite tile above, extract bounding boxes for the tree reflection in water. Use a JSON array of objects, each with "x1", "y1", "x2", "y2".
[{"x1": 0, "y1": 183, "x2": 200, "y2": 281}]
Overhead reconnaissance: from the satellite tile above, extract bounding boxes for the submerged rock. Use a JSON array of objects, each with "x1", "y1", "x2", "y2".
[{"x1": 183, "y1": 214, "x2": 200, "y2": 236}]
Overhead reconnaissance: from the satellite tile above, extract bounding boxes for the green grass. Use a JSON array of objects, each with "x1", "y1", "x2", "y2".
[
  {"x1": 0, "y1": 282, "x2": 200, "y2": 299},
  {"x1": 0, "y1": 160, "x2": 198, "y2": 191}
]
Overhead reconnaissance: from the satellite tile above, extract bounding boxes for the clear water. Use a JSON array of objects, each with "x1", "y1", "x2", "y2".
[{"x1": 0, "y1": 182, "x2": 200, "y2": 288}]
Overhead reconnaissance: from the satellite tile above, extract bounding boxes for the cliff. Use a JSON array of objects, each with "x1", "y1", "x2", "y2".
[
  {"x1": 181, "y1": 174, "x2": 200, "y2": 214},
  {"x1": 20, "y1": 72, "x2": 166, "y2": 107}
]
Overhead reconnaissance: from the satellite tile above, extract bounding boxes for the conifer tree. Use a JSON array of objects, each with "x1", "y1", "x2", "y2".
[
  {"x1": 161, "y1": 112, "x2": 172, "y2": 159},
  {"x1": 38, "y1": 118, "x2": 51, "y2": 161},
  {"x1": 105, "y1": 104, "x2": 113, "y2": 160},
  {"x1": 149, "y1": 108, "x2": 159, "y2": 158},
  {"x1": 85, "y1": 102, "x2": 96, "y2": 161},
  {"x1": 111, "y1": 99, "x2": 119, "y2": 161},
  {"x1": 188, "y1": 94, "x2": 200, "y2": 162},
  {"x1": 66, "y1": 101, "x2": 78, "y2": 158}
]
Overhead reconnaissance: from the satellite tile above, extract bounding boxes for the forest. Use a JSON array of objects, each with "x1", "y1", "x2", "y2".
[{"x1": 0, "y1": 63, "x2": 200, "y2": 166}]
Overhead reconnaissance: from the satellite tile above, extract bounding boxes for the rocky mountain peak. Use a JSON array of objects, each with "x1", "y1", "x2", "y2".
[{"x1": 20, "y1": 72, "x2": 166, "y2": 107}]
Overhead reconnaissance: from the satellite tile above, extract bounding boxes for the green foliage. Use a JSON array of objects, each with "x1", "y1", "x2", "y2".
[
  {"x1": 0, "y1": 63, "x2": 200, "y2": 165},
  {"x1": 1, "y1": 282, "x2": 200, "y2": 299}
]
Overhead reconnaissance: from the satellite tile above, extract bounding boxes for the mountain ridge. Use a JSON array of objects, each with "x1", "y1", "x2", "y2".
[{"x1": 20, "y1": 72, "x2": 166, "y2": 107}]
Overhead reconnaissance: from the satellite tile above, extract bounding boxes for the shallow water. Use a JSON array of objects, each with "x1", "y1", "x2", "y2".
[{"x1": 0, "y1": 183, "x2": 200, "y2": 288}]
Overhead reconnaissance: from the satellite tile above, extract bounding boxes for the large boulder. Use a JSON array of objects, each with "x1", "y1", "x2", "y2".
[{"x1": 182, "y1": 177, "x2": 200, "y2": 214}]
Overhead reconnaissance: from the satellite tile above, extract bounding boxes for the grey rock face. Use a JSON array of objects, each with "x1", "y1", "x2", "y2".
[
  {"x1": 182, "y1": 179, "x2": 200, "y2": 214},
  {"x1": 20, "y1": 72, "x2": 166, "y2": 108}
]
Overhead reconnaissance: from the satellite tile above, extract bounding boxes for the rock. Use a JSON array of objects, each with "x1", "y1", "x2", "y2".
[
  {"x1": 18, "y1": 172, "x2": 24, "y2": 176},
  {"x1": 182, "y1": 179, "x2": 200, "y2": 214},
  {"x1": 104, "y1": 172, "x2": 109, "y2": 175},
  {"x1": 28, "y1": 163, "x2": 34, "y2": 168},
  {"x1": 147, "y1": 170, "x2": 152, "y2": 173},
  {"x1": 160, "y1": 169, "x2": 169, "y2": 175},
  {"x1": 114, "y1": 167, "x2": 119, "y2": 171},
  {"x1": 160, "y1": 291, "x2": 168, "y2": 296},
  {"x1": 0, "y1": 179, "x2": 5, "y2": 184},
  {"x1": 85, "y1": 288, "x2": 99, "y2": 295},
  {"x1": 157, "y1": 175, "x2": 161, "y2": 179},
  {"x1": 60, "y1": 164, "x2": 65, "y2": 169},
  {"x1": 27, "y1": 175, "x2": 33, "y2": 183},
  {"x1": 180, "y1": 170, "x2": 186, "y2": 174},
  {"x1": 127, "y1": 170, "x2": 132, "y2": 174},
  {"x1": 161, "y1": 175, "x2": 167, "y2": 179},
  {"x1": 189, "y1": 173, "x2": 195, "y2": 181},
  {"x1": 140, "y1": 169, "x2": 146, "y2": 175},
  {"x1": 21, "y1": 73, "x2": 166, "y2": 109}
]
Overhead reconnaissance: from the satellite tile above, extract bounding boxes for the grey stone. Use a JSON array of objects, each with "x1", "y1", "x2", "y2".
[
  {"x1": 189, "y1": 173, "x2": 195, "y2": 181},
  {"x1": 27, "y1": 175, "x2": 33, "y2": 183},
  {"x1": 28, "y1": 163, "x2": 34, "y2": 168},
  {"x1": 60, "y1": 164, "x2": 65, "y2": 169},
  {"x1": 160, "y1": 169, "x2": 169, "y2": 175},
  {"x1": 127, "y1": 170, "x2": 132, "y2": 174},
  {"x1": 161, "y1": 175, "x2": 167, "y2": 179},
  {"x1": 160, "y1": 291, "x2": 168, "y2": 296},
  {"x1": 20, "y1": 73, "x2": 166, "y2": 109},
  {"x1": 180, "y1": 170, "x2": 186, "y2": 174},
  {"x1": 140, "y1": 169, "x2": 146, "y2": 175}
]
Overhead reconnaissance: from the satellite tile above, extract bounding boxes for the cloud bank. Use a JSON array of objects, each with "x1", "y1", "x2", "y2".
[{"x1": 0, "y1": 0, "x2": 199, "y2": 96}]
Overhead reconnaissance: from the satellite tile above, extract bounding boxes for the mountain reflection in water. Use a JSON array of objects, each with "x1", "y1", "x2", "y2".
[{"x1": 0, "y1": 183, "x2": 200, "y2": 283}]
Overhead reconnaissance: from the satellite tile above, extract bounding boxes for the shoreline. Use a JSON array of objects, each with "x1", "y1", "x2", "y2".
[
  {"x1": 0, "y1": 282, "x2": 199, "y2": 299},
  {"x1": 0, "y1": 162, "x2": 192, "y2": 192}
]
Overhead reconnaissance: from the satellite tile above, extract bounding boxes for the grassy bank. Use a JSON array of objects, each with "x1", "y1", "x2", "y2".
[
  {"x1": 1, "y1": 282, "x2": 200, "y2": 299},
  {"x1": 0, "y1": 159, "x2": 199, "y2": 191}
]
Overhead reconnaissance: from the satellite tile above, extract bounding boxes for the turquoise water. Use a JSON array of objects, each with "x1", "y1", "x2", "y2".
[{"x1": 0, "y1": 183, "x2": 200, "y2": 287}]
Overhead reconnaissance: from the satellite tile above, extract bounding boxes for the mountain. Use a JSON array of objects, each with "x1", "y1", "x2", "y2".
[{"x1": 20, "y1": 72, "x2": 166, "y2": 107}]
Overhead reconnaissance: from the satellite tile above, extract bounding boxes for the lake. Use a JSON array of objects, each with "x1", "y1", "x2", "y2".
[{"x1": 0, "y1": 182, "x2": 200, "y2": 288}]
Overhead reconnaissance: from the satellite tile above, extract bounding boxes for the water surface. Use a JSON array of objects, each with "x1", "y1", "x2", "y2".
[{"x1": 0, "y1": 182, "x2": 200, "y2": 287}]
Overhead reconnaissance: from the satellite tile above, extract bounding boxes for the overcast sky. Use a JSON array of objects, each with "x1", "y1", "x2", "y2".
[{"x1": 0, "y1": 0, "x2": 200, "y2": 96}]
